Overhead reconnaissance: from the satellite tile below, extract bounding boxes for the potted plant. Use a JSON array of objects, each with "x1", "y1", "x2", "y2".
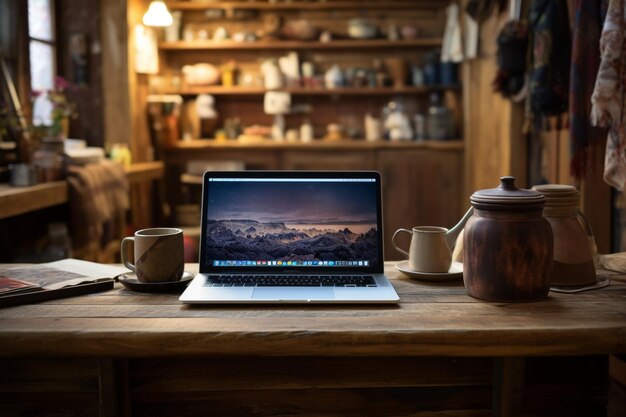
[{"x1": 31, "y1": 76, "x2": 77, "y2": 139}]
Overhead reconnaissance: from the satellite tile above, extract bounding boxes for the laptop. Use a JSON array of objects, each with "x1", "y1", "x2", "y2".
[{"x1": 180, "y1": 171, "x2": 399, "y2": 304}]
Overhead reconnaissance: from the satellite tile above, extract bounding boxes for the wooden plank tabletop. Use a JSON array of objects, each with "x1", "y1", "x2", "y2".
[{"x1": 0, "y1": 263, "x2": 624, "y2": 358}]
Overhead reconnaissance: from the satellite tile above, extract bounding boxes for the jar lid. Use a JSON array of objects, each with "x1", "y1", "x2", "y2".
[
  {"x1": 532, "y1": 184, "x2": 580, "y2": 207},
  {"x1": 470, "y1": 176, "x2": 546, "y2": 209}
]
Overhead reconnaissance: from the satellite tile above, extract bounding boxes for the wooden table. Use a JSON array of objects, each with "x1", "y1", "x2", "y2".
[{"x1": 0, "y1": 263, "x2": 624, "y2": 417}]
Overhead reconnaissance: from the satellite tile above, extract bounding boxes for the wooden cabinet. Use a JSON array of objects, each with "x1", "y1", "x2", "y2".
[
  {"x1": 164, "y1": 141, "x2": 463, "y2": 260},
  {"x1": 378, "y1": 149, "x2": 463, "y2": 260},
  {"x1": 281, "y1": 150, "x2": 375, "y2": 170}
]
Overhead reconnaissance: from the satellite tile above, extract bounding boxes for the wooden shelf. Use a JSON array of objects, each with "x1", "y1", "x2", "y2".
[
  {"x1": 159, "y1": 38, "x2": 442, "y2": 51},
  {"x1": 0, "y1": 162, "x2": 165, "y2": 220},
  {"x1": 124, "y1": 161, "x2": 164, "y2": 184},
  {"x1": 0, "y1": 181, "x2": 68, "y2": 219},
  {"x1": 167, "y1": 1, "x2": 448, "y2": 11},
  {"x1": 168, "y1": 139, "x2": 464, "y2": 151},
  {"x1": 159, "y1": 85, "x2": 460, "y2": 96}
]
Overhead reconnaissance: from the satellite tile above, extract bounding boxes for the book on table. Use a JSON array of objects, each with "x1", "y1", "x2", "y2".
[{"x1": 0, "y1": 258, "x2": 128, "y2": 307}]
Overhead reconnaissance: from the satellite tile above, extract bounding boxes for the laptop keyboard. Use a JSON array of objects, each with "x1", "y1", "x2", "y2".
[{"x1": 204, "y1": 275, "x2": 378, "y2": 287}]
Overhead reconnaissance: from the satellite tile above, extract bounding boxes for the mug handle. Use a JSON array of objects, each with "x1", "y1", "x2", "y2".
[
  {"x1": 121, "y1": 237, "x2": 136, "y2": 271},
  {"x1": 392, "y1": 229, "x2": 412, "y2": 259}
]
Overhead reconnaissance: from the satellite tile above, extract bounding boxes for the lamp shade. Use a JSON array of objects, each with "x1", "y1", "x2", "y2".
[{"x1": 143, "y1": 1, "x2": 173, "y2": 27}]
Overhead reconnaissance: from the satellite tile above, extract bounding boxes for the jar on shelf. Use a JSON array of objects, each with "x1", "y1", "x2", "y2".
[
  {"x1": 426, "y1": 92, "x2": 455, "y2": 140},
  {"x1": 221, "y1": 60, "x2": 239, "y2": 87},
  {"x1": 383, "y1": 100, "x2": 413, "y2": 141}
]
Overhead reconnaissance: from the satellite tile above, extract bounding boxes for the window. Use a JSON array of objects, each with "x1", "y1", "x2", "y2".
[
  {"x1": 28, "y1": 0, "x2": 56, "y2": 125},
  {"x1": 28, "y1": 0, "x2": 55, "y2": 91}
]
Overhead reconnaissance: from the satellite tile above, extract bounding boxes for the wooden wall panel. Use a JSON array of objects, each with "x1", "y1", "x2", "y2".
[
  {"x1": 101, "y1": 0, "x2": 132, "y2": 149},
  {"x1": 57, "y1": 0, "x2": 105, "y2": 147},
  {"x1": 462, "y1": 9, "x2": 526, "y2": 196}
]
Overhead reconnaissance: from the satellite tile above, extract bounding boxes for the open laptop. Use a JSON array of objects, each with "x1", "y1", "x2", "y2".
[{"x1": 180, "y1": 171, "x2": 399, "y2": 304}]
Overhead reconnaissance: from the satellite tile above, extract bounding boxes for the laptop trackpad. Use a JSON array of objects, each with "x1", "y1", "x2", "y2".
[{"x1": 252, "y1": 287, "x2": 335, "y2": 301}]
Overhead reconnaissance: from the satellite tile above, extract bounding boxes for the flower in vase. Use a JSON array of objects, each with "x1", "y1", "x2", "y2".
[{"x1": 31, "y1": 76, "x2": 78, "y2": 138}]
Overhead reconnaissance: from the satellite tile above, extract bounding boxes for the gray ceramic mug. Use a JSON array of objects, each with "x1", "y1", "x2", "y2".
[{"x1": 121, "y1": 228, "x2": 184, "y2": 283}]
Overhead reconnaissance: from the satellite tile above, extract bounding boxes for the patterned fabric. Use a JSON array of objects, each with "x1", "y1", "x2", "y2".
[
  {"x1": 67, "y1": 161, "x2": 129, "y2": 251},
  {"x1": 493, "y1": 21, "x2": 529, "y2": 98},
  {"x1": 590, "y1": 0, "x2": 626, "y2": 190},
  {"x1": 569, "y1": 0, "x2": 608, "y2": 179},
  {"x1": 529, "y1": 0, "x2": 572, "y2": 119}
]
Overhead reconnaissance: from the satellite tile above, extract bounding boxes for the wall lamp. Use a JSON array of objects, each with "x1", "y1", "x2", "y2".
[{"x1": 143, "y1": 1, "x2": 173, "y2": 27}]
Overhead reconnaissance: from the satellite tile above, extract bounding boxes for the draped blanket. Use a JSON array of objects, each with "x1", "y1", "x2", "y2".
[{"x1": 66, "y1": 160, "x2": 129, "y2": 251}]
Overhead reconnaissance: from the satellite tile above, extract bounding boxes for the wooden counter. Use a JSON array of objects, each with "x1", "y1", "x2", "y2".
[
  {"x1": 0, "y1": 263, "x2": 624, "y2": 416},
  {"x1": 0, "y1": 181, "x2": 68, "y2": 219},
  {"x1": 0, "y1": 162, "x2": 164, "y2": 220}
]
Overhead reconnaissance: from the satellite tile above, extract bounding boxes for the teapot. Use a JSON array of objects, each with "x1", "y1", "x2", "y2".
[{"x1": 392, "y1": 207, "x2": 473, "y2": 273}]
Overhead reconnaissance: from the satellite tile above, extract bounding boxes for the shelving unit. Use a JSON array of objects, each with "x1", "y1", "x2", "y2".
[{"x1": 156, "y1": 1, "x2": 461, "y2": 253}]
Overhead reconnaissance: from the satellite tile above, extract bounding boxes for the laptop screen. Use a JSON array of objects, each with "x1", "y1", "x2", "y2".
[{"x1": 200, "y1": 171, "x2": 383, "y2": 273}]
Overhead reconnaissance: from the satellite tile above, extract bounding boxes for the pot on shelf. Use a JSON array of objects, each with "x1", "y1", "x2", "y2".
[{"x1": 463, "y1": 176, "x2": 553, "y2": 302}]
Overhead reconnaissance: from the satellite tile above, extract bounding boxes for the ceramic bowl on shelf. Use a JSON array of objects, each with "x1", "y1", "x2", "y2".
[
  {"x1": 347, "y1": 19, "x2": 378, "y2": 39},
  {"x1": 182, "y1": 63, "x2": 220, "y2": 86},
  {"x1": 280, "y1": 19, "x2": 319, "y2": 41}
]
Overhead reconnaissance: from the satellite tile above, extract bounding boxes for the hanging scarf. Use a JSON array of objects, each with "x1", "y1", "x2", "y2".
[
  {"x1": 590, "y1": 0, "x2": 626, "y2": 190},
  {"x1": 569, "y1": 0, "x2": 608, "y2": 179},
  {"x1": 529, "y1": 0, "x2": 572, "y2": 124},
  {"x1": 493, "y1": 21, "x2": 529, "y2": 98}
]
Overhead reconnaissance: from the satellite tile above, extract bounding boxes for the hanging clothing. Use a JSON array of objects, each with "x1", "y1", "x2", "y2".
[
  {"x1": 493, "y1": 21, "x2": 529, "y2": 98},
  {"x1": 441, "y1": 3, "x2": 464, "y2": 63},
  {"x1": 590, "y1": 0, "x2": 626, "y2": 190},
  {"x1": 569, "y1": 0, "x2": 608, "y2": 179},
  {"x1": 529, "y1": 0, "x2": 572, "y2": 121}
]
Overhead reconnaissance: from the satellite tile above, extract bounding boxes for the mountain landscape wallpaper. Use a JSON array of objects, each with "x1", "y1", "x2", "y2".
[{"x1": 204, "y1": 180, "x2": 379, "y2": 265}]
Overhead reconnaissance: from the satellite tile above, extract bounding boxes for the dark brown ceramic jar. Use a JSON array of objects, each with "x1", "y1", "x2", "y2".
[{"x1": 464, "y1": 176, "x2": 553, "y2": 302}]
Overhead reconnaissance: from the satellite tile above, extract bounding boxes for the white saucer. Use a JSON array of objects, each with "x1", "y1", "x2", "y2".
[{"x1": 395, "y1": 261, "x2": 463, "y2": 282}]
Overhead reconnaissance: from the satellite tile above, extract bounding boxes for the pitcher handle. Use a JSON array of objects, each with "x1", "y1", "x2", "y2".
[
  {"x1": 392, "y1": 228, "x2": 412, "y2": 259},
  {"x1": 576, "y1": 210, "x2": 594, "y2": 237},
  {"x1": 576, "y1": 210, "x2": 598, "y2": 262}
]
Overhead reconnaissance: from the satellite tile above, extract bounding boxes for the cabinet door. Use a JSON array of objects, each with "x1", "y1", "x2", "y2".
[
  {"x1": 281, "y1": 151, "x2": 375, "y2": 170},
  {"x1": 378, "y1": 149, "x2": 463, "y2": 261}
]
